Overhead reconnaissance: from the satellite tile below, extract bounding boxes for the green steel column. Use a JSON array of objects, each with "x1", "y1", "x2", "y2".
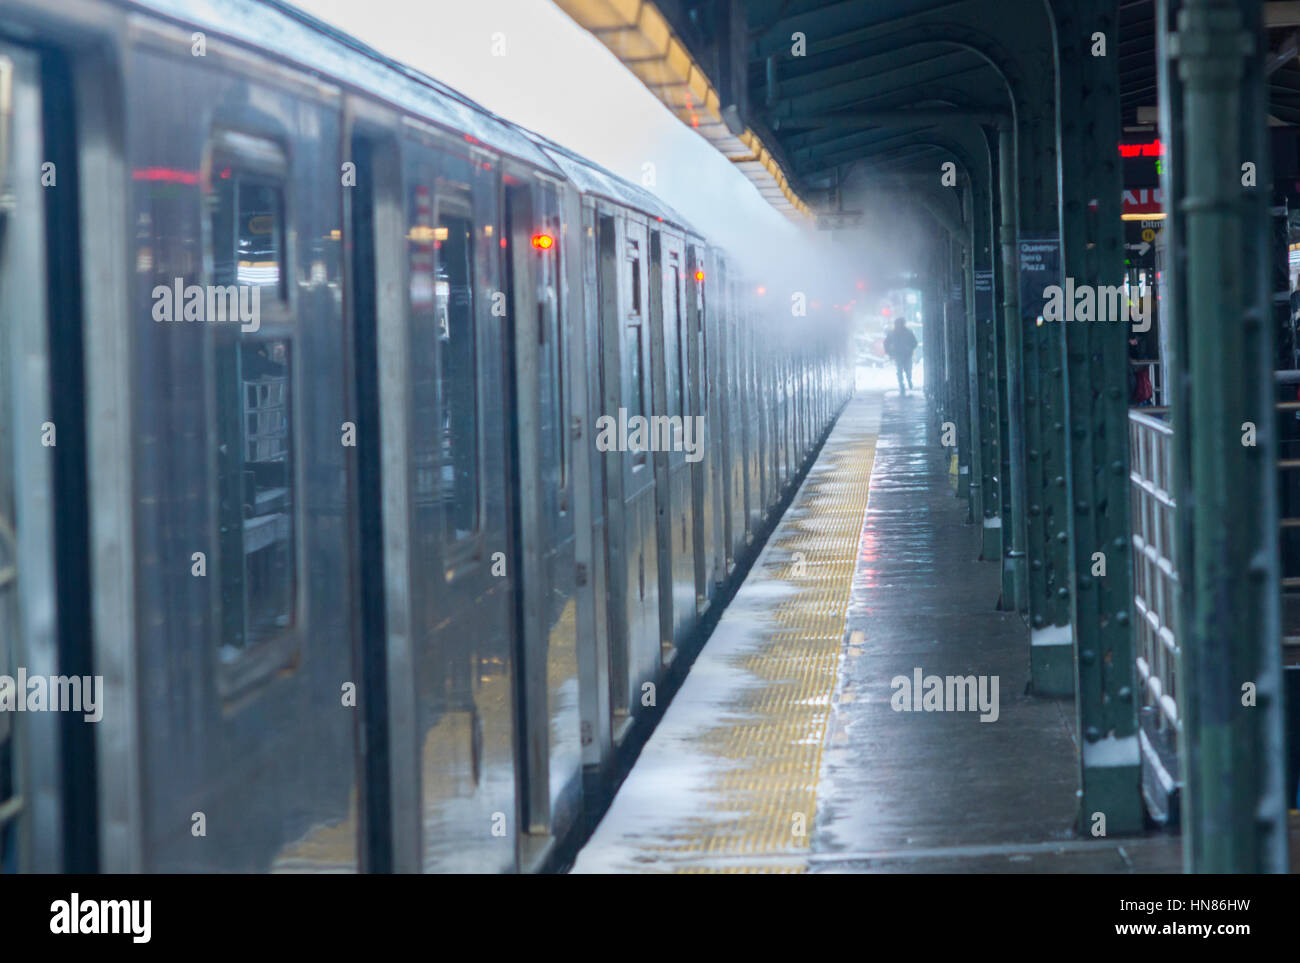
[
  {"x1": 963, "y1": 182, "x2": 983, "y2": 525},
  {"x1": 1019, "y1": 146, "x2": 1074, "y2": 695},
  {"x1": 1172, "y1": 0, "x2": 1288, "y2": 873},
  {"x1": 922, "y1": 260, "x2": 940, "y2": 416},
  {"x1": 990, "y1": 130, "x2": 1016, "y2": 591},
  {"x1": 998, "y1": 125, "x2": 1030, "y2": 613},
  {"x1": 951, "y1": 230, "x2": 973, "y2": 504},
  {"x1": 1052, "y1": 0, "x2": 1142, "y2": 835},
  {"x1": 972, "y1": 155, "x2": 1003, "y2": 561}
]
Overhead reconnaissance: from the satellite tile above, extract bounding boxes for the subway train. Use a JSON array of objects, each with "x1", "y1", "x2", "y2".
[{"x1": 0, "y1": 0, "x2": 851, "y2": 872}]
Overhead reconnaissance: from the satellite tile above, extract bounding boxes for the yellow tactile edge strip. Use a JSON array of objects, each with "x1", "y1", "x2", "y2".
[{"x1": 639, "y1": 421, "x2": 877, "y2": 872}]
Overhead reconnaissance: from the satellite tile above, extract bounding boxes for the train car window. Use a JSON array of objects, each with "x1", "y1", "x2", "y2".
[
  {"x1": 538, "y1": 184, "x2": 567, "y2": 497},
  {"x1": 406, "y1": 140, "x2": 483, "y2": 545},
  {"x1": 663, "y1": 255, "x2": 679, "y2": 418},
  {"x1": 669, "y1": 257, "x2": 684, "y2": 418},
  {"x1": 435, "y1": 190, "x2": 479, "y2": 541},
  {"x1": 209, "y1": 166, "x2": 297, "y2": 657},
  {"x1": 695, "y1": 251, "x2": 707, "y2": 408},
  {"x1": 212, "y1": 172, "x2": 286, "y2": 298},
  {"x1": 624, "y1": 237, "x2": 647, "y2": 467}
]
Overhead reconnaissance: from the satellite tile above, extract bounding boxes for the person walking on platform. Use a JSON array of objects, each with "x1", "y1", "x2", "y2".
[{"x1": 884, "y1": 318, "x2": 918, "y2": 396}]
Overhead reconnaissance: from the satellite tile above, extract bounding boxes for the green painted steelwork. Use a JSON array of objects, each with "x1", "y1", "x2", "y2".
[
  {"x1": 1050, "y1": 0, "x2": 1142, "y2": 835},
  {"x1": 998, "y1": 124, "x2": 1030, "y2": 615},
  {"x1": 1163, "y1": 0, "x2": 1289, "y2": 873}
]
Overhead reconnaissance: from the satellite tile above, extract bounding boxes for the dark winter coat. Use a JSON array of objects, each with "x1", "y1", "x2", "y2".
[{"x1": 884, "y1": 327, "x2": 918, "y2": 363}]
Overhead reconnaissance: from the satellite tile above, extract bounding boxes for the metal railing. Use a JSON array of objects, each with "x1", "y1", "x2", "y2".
[
  {"x1": 1128, "y1": 381, "x2": 1300, "y2": 823},
  {"x1": 1129, "y1": 409, "x2": 1180, "y2": 741}
]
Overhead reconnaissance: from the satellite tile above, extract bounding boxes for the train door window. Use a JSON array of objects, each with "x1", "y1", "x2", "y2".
[
  {"x1": 433, "y1": 180, "x2": 480, "y2": 542},
  {"x1": 208, "y1": 156, "x2": 297, "y2": 658},
  {"x1": 537, "y1": 183, "x2": 568, "y2": 498},
  {"x1": 624, "y1": 235, "x2": 647, "y2": 467},
  {"x1": 674, "y1": 259, "x2": 688, "y2": 418},
  {"x1": 665, "y1": 253, "x2": 681, "y2": 418},
  {"x1": 695, "y1": 252, "x2": 707, "y2": 412}
]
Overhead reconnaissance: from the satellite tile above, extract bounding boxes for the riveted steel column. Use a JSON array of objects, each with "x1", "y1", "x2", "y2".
[
  {"x1": 998, "y1": 125, "x2": 1030, "y2": 613},
  {"x1": 1052, "y1": 0, "x2": 1142, "y2": 834},
  {"x1": 951, "y1": 230, "x2": 973, "y2": 502},
  {"x1": 972, "y1": 146, "x2": 1002, "y2": 560},
  {"x1": 1170, "y1": 0, "x2": 1288, "y2": 873},
  {"x1": 1018, "y1": 132, "x2": 1074, "y2": 695},
  {"x1": 963, "y1": 181, "x2": 983, "y2": 525},
  {"x1": 990, "y1": 130, "x2": 1015, "y2": 589},
  {"x1": 922, "y1": 248, "x2": 941, "y2": 415}
]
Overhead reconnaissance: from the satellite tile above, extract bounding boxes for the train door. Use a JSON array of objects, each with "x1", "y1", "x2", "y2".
[
  {"x1": 572, "y1": 203, "x2": 613, "y2": 789},
  {"x1": 593, "y1": 212, "x2": 631, "y2": 742},
  {"x1": 380, "y1": 130, "x2": 518, "y2": 873},
  {"x1": 504, "y1": 175, "x2": 583, "y2": 865},
  {"x1": 647, "y1": 231, "x2": 673, "y2": 664},
  {"x1": 0, "y1": 42, "x2": 94, "y2": 873},
  {"x1": 685, "y1": 245, "x2": 710, "y2": 611},
  {"x1": 651, "y1": 231, "x2": 696, "y2": 655},
  {"x1": 713, "y1": 256, "x2": 735, "y2": 575},
  {"x1": 603, "y1": 214, "x2": 659, "y2": 726}
]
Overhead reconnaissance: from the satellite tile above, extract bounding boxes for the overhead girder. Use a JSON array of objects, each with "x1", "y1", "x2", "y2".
[
  {"x1": 777, "y1": 81, "x2": 1009, "y2": 147},
  {"x1": 768, "y1": 43, "x2": 979, "y2": 100},
  {"x1": 750, "y1": 0, "x2": 988, "y2": 58},
  {"x1": 774, "y1": 89, "x2": 1008, "y2": 174},
  {"x1": 796, "y1": 128, "x2": 947, "y2": 175},
  {"x1": 769, "y1": 51, "x2": 997, "y2": 119}
]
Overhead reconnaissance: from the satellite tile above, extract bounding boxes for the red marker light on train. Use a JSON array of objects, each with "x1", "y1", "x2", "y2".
[
  {"x1": 756, "y1": 285, "x2": 766, "y2": 295},
  {"x1": 695, "y1": 270, "x2": 705, "y2": 282},
  {"x1": 531, "y1": 233, "x2": 554, "y2": 250}
]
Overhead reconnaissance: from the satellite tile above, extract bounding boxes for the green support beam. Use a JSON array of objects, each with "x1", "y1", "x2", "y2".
[
  {"x1": 1008, "y1": 34, "x2": 1074, "y2": 695},
  {"x1": 997, "y1": 125, "x2": 1030, "y2": 615},
  {"x1": 1162, "y1": 0, "x2": 1290, "y2": 873},
  {"x1": 970, "y1": 136, "x2": 1002, "y2": 561},
  {"x1": 990, "y1": 129, "x2": 1017, "y2": 592},
  {"x1": 962, "y1": 182, "x2": 983, "y2": 526},
  {"x1": 1051, "y1": 0, "x2": 1142, "y2": 835}
]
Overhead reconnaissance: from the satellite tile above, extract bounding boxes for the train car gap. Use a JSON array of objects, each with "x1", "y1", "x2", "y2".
[
  {"x1": 346, "y1": 132, "x2": 392, "y2": 874},
  {"x1": 41, "y1": 45, "x2": 97, "y2": 874}
]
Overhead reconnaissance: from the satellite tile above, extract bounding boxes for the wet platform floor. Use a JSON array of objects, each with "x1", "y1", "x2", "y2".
[{"x1": 572, "y1": 389, "x2": 1284, "y2": 873}]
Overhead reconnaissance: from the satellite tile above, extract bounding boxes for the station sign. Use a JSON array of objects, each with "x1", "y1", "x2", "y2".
[
  {"x1": 1122, "y1": 187, "x2": 1163, "y2": 217},
  {"x1": 1018, "y1": 238, "x2": 1061, "y2": 321}
]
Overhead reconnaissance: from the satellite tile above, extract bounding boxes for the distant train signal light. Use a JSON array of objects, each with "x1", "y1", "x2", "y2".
[{"x1": 531, "y1": 233, "x2": 554, "y2": 250}]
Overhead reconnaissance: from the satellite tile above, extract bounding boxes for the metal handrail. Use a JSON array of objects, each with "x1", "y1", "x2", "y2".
[{"x1": 1129, "y1": 409, "x2": 1180, "y2": 736}]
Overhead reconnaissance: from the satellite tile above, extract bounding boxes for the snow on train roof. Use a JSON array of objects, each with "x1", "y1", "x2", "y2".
[
  {"x1": 521, "y1": 131, "x2": 701, "y2": 237},
  {"x1": 130, "y1": 0, "x2": 561, "y2": 173}
]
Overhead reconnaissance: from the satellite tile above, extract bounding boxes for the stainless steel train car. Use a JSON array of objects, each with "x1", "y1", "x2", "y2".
[{"x1": 0, "y1": 0, "x2": 852, "y2": 873}]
